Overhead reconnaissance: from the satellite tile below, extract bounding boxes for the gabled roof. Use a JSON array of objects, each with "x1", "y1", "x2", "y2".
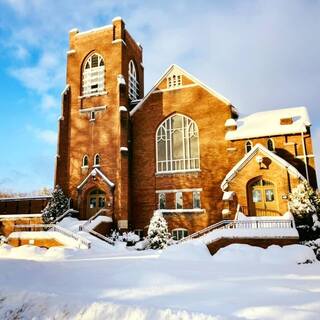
[
  {"x1": 221, "y1": 143, "x2": 305, "y2": 191},
  {"x1": 225, "y1": 107, "x2": 311, "y2": 140},
  {"x1": 130, "y1": 64, "x2": 233, "y2": 116},
  {"x1": 77, "y1": 168, "x2": 115, "y2": 189}
]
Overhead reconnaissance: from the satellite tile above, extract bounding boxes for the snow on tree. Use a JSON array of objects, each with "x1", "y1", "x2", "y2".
[
  {"x1": 288, "y1": 180, "x2": 320, "y2": 239},
  {"x1": 42, "y1": 185, "x2": 69, "y2": 224},
  {"x1": 147, "y1": 210, "x2": 171, "y2": 249}
]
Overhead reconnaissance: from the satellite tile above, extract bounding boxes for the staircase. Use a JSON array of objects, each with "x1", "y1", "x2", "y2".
[
  {"x1": 178, "y1": 215, "x2": 298, "y2": 254},
  {"x1": 79, "y1": 208, "x2": 115, "y2": 246}
]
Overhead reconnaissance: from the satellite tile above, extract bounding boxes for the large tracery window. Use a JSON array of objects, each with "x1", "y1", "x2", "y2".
[
  {"x1": 82, "y1": 53, "x2": 105, "y2": 96},
  {"x1": 156, "y1": 114, "x2": 200, "y2": 173},
  {"x1": 128, "y1": 60, "x2": 139, "y2": 100}
]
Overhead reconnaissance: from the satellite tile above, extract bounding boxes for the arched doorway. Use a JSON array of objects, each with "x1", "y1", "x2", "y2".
[
  {"x1": 87, "y1": 189, "x2": 106, "y2": 218},
  {"x1": 248, "y1": 178, "x2": 279, "y2": 216}
]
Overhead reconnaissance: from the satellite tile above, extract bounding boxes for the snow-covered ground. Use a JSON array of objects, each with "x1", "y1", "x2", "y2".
[{"x1": 0, "y1": 218, "x2": 319, "y2": 319}]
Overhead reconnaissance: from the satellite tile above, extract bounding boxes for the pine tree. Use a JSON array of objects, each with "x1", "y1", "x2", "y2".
[
  {"x1": 288, "y1": 180, "x2": 320, "y2": 239},
  {"x1": 147, "y1": 210, "x2": 170, "y2": 249},
  {"x1": 42, "y1": 185, "x2": 69, "y2": 224}
]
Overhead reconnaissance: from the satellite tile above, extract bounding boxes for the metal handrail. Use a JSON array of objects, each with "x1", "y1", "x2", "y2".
[
  {"x1": 178, "y1": 218, "x2": 295, "y2": 244},
  {"x1": 14, "y1": 224, "x2": 91, "y2": 249},
  {"x1": 79, "y1": 208, "x2": 108, "y2": 231},
  {"x1": 85, "y1": 228, "x2": 115, "y2": 246},
  {"x1": 53, "y1": 208, "x2": 79, "y2": 224}
]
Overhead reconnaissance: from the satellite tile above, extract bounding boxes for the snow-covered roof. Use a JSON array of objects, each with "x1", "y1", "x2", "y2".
[
  {"x1": 225, "y1": 118, "x2": 237, "y2": 127},
  {"x1": 0, "y1": 195, "x2": 51, "y2": 202},
  {"x1": 130, "y1": 64, "x2": 233, "y2": 116},
  {"x1": 221, "y1": 143, "x2": 305, "y2": 191},
  {"x1": 77, "y1": 168, "x2": 115, "y2": 189},
  {"x1": 225, "y1": 107, "x2": 311, "y2": 140}
]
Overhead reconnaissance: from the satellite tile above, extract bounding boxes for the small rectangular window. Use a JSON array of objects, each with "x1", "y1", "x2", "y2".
[
  {"x1": 90, "y1": 111, "x2": 95, "y2": 121},
  {"x1": 176, "y1": 192, "x2": 183, "y2": 209},
  {"x1": 193, "y1": 191, "x2": 201, "y2": 209},
  {"x1": 159, "y1": 193, "x2": 166, "y2": 209}
]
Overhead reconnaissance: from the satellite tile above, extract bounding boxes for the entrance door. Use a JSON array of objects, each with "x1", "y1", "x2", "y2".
[
  {"x1": 249, "y1": 179, "x2": 279, "y2": 216},
  {"x1": 87, "y1": 189, "x2": 106, "y2": 218}
]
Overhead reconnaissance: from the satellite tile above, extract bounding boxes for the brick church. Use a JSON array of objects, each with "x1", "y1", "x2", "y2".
[{"x1": 55, "y1": 17, "x2": 317, "y2": 240}]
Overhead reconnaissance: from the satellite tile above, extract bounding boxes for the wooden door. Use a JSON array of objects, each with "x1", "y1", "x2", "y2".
[
  {"x1": 249, "y1": 179, "x2": 278, "y2": 216},
  {"x1": 87, "y1": 189, "x2": 106, "y2": 218}
]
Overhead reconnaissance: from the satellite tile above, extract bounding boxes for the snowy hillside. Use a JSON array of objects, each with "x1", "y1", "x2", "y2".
[{"x1": 0, "y1": 235, "x2": 320, "y2": 319}]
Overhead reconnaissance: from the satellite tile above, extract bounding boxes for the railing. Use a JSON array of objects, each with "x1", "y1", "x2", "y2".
[
  {"x1": 179, "y1": 220, "x2": 232, "y2": 243},
  {"x1": 178, "y1": 218, "x2": 295, "y2": 244},
  {"x1": 79, "y1": 208, "x2": 108, "y2": 231},
  {"x1": 53, "y1": 209, "x2": 79, "y2": 224},
  {"x1": 85, "y1": 228, "x2": 115, "y2": 246},
  {"x1": 14, "y1": 224, "x2": 91, "y2": 249},
  {"x1": 78, "y1": 208, "x2": 115, "y2": 246}
]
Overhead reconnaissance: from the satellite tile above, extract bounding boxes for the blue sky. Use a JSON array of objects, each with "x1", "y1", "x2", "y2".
[{"x1": 0, "y1": 0, "x2": 319, "y2": 192}]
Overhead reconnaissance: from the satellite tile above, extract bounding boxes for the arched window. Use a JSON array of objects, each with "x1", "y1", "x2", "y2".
[
  {"x1": 156, "y1": 114, "x2": 200, "y2": 173},
  {"x1": 82, "y1": 53, "x2": 105, "y2": 96},
  {"x1": 245, "y1": 140, "x2": 253, "y2": 153},
  {"x1": 267, "y1": 138, "x2": 275, "y2": 151},
  {"x1": 172, "y1": 228, "x2": 188, "y2": 241},
  {"x1": 82, "y1": 155, "x2": 89, "y2": 167},
  {"x1": 94, "y1": 154, "x2": 100, "y2": 166},
  {"x1": 128, "y1": 60, "x2": 139, "y2": 100}
]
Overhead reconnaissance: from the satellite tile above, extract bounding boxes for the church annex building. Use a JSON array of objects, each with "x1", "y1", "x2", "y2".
[{"x1": 50, "y1": 17, "x2": 317, "y2": 240}]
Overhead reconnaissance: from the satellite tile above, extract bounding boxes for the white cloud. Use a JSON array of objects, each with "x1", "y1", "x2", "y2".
[
  {"x1": 40, "y1": 94, "x2": 59, "y2": 111},
  {"x1": 27, "y1": 126, "x2": 57, "y2": 145}
]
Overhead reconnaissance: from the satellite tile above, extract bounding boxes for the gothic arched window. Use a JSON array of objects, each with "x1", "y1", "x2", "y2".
[
  {"x1": 82, "y1": 155, "x2": 89, "y2": 167},
  {"x1": 94, "y1": 154, "x2": 100, "y2": 166},
  {"x1": 267, "y1": 138, "x2": 275, "y2": 151},
  {"x1": 82, "y1": 53, "x2": 105, "y2": 96},
  {"x1": 128, "y1": 60, "x2": 139, "y2": 100},
  {"x1": 245, "y1": 140, "x2": 253, "y2": 153},
  {"x1": 156, "y1": 114, "x2": 200, "y2": 173}
]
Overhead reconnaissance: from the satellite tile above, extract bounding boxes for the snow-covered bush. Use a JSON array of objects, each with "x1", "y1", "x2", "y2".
[
  {"x1": 288, "y1": 180, "x2": 320, "y2": 240},
  {"x1": 42, "y1": 185, "x2": 69, "y2": 224},
  {"x1": 0, "y1": 235, "x2": 7, "y2": 245},
  {"x1": 302, "y1": 239, "x2": 320, "y2": 261},
  {"x1": 147, "y1": 210, "x2": 171, "y2": 249},
  {"x1": 111, "y1": 230, "x2": 140, "y2": 246}
]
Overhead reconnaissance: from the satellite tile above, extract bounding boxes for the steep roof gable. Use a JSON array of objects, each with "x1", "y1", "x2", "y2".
[
  {"x1": 221, "y1": 143, "x2": 305, "y2": 191},
  {"x1": 130, "y1": 64, "x2": 232, "y2": 116}
]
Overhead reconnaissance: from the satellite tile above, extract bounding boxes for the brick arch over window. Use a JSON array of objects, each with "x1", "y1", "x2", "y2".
[
  {"x1": 156, "y1": 114, "x2": 200, "y2": 173},
  {"x1": 82, "y1": 53, "x2": 105, "y2": 96}
]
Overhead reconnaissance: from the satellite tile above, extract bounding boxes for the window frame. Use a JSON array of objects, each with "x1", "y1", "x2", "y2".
[
  {"x1": 93, "y1": 154, "x2": 101, "y2": 167},
  {"x1": 158, "y1": 192, "x2": 166, "y2": 209},
  {"x1": 82, "y1": 155, "x2": 89, "y2": 168},
  {"x1": 193, "y1": 191, "x2": 201, "y2": 209},
  {"x1": 156, "y1": 114, "x2": 200, "y2": 174},
  {"x1": 175, "y1": 191, "x2": 183, "y2": 209},
  {"x1": 245, "y1": 140, "x2": 253, "y2": 153},
  {"x1": 128, "y1": 60, "x2": 139, "y2": 101},
  {"x1": 267, "y1": 138, "x2": 275, "y2": 152},
  {"x1": 172, "y1": 228, "x2": 188, "y2": 241},
  {"x1": 82, "y1": 53, "x2": 105, "y2": 97}
]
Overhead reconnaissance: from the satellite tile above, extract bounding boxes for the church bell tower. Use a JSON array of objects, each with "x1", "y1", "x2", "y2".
[{"x1": 55, "y1": 17, "x2": 144, "y2": 230}]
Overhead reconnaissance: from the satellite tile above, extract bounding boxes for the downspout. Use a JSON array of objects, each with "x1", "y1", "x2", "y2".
[{"x1": 301, "y1": 131, "x2": 309, "y2": 182}]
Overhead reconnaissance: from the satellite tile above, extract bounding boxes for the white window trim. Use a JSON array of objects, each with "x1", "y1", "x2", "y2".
[
  {"x1": 128, "y1": 60, "x2": 139, "y2": 100},
  {"x1": 172, "y1": 228, "x2": 188, "y2": 241},
  {"x1": 155, "y1": 114, "x2": 200, "y2": 174},
  {"x1": 93, "y1": 154, "x2": 101, "y2": 167},
  {"x1": 161, "y1": 208, "x2": 205, "y2": 214},
  {"x1": 82, "y1": 155, "x2": 89, "y2": 168},
  {"x1": 158, "y1": 192, "x2": 166, "y2": 209},
  {"x1": 82, "y1": 53, "x2": 105, "y2": 96},
  {"x1": 192, "y1": 191, "x2": 201, "y2": 209},
  {"x1": 156, "y1": 188, "x2": 202, "y2": 194},
  {"x1": 175, "y1": 192, "x2": 183, "y2": 209}
]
